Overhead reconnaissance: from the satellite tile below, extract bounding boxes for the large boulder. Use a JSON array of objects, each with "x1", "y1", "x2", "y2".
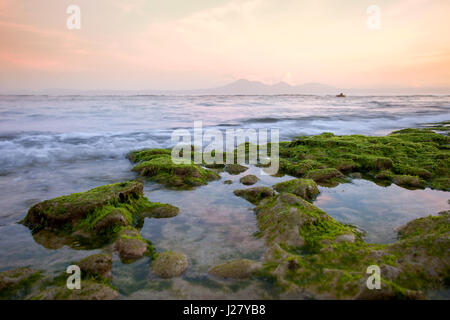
[
  {"x1": 21, "y1": 181, "x2": 178, "y2": 249},
  {"x1": 129, "y1": 149, "x2": 220, "y2": 189}
]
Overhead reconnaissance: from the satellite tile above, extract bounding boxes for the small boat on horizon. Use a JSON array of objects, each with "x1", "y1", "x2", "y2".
[{"x1": 336, "y1": 93, "x2": 346, "y2": 98}]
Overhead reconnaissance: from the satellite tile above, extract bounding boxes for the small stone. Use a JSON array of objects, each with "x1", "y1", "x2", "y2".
[
  {"x1": 240, "y1": 175, "x2": 259, "y2": 185},
  {"x1": 78, "y1": 253, "x2": 112, "y2": 279},
  {"x1": 223, "y1": 180, "x2": 233, "y2": 185},
  {"x1": 113, "y1": 228, "x2": 148, "y2": 261}
]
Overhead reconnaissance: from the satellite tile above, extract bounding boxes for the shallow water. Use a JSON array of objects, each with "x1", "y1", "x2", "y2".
[{"x1": 0, "y1": 95, "x2": 449, "y2": 298}]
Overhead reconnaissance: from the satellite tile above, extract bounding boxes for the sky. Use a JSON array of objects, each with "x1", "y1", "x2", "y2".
[{"x1": 1, "y1": 0, "x2": 450, "y2": 91}]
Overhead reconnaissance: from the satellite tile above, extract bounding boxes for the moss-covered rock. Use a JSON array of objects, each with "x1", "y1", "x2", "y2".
[
  {"x1": 152, "y1": 251, "x2": 188, "y2": 279},
  {"x1": 251, "y1": 191, "x2": 449, "y2": 299},
  {"x1": 233, "y1": 187, "x2": 274, "y2": 205},
  {"x1": 22, "y1": 181, "x2": 178, "y2": 249},
  {"x1": 31, "y1": 280, "x2": 118, "y2": 300},
  {"x1": 223, "y1": 180, "x2": 233, "y2": 185},
  {"x1": 276, "y1": 128, "x2": 449, "y2": 191},
  {"x1": 113, "y1": 227, "x2": 152, "y2": 262},
  {"x1": 304, "y1": 168, "x2": 344, "y2": 183},
  {"x1": 240, "y1": 175, "x2": 259, "y2": 185},
  {"x1": 273, "y1": 179, "x2": 319, "y2": 202},
  {"x1": 78, "y1": 253, "x2": 112, "y2": 279},
  {"x1": 0, "y1": 268, "x2": 41, "y2": 299},
  {"x1": 208, "y1": 259, "x2": 261, "y2": 279},
  {"x1": 129, "y1": 149, "x2": 220, "y2": 189},
  {"x1": 392, "y1": 175, "x2": 427, "y2": 189},
  {"x1": 224, "y1": 164, "x2": 249, "y2": 175}
]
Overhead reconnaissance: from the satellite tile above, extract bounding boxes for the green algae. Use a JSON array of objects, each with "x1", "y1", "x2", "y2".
[
  {"x1": 233, "y1": 187, "x2": 274, "y2": 205},
  {"x1": 0, "y1": 268, "x2": 42, "y2": 300},
  {"x1": 22, "y1": 181, "x2": 179, "y2": 250},
  {"x1": 152, "y1": 251, "x2": 188, "y2": 279},
  {"x1": 276, "y1": 128, "x2": 449, "y2": 191},
  {"x1": 273, "y1": 178, "x2": 319, "y2": 202},
  {"x1": 129, "y1": 149, "x2": 220, "y2": 189},
  {"x1": 251, "y1": 191, "x2": 449, "y2": 299}
]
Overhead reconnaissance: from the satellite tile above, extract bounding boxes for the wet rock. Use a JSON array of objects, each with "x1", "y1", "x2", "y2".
[
  {"x1": 305, "y1": 168, "x2": 344, "y2": 183},
  {"x1": 129, "y1": 150, "x2": 220, "y2": 188},
  {"x1": 208, "y1": 259, "x2": 260, "y2": 279},
  {"x1": 152, "y1": 251, "x2": 188, "y2": 279},
  {"x1": 223, "y1": 180, "x2": 233, "y2": 185},
  {"x1": 0, "y1": 268, "x2": 41, "y2": 298},
  {"x1": 273, "y1": 179, "x2": 319, "y2": 201},
  {"x1": 233, "y1": 187, "x2": 274, "y2": 205},
  {"x1": 240, "y1": 175, "x2": 259, "y2": 185},
  {"x1": 224, "y1": 164, "x2": 248, "y2": 175},
  {"x1": 349, "y1": 172, "x2": 362, "y2": 179},
  {"x1": 393, "y1": 175, "x2": 426, "y2": 189},
  {"x1": 113, "y1": 228, "x2": 149, "y2": 262},
  {"x1": 78, "y1": 253, "x2": 112, "y2": 279},
  {"x1": 32, "y1": 280, "x2": 119, "y2": 300},
  {"x1": 21, "y1": 181, "x2": 178, "y2": 249}
]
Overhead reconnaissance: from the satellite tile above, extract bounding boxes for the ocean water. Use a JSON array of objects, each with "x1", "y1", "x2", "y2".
[{"x1": 0, "y1": 94, "x2": 449, "y2": 299}]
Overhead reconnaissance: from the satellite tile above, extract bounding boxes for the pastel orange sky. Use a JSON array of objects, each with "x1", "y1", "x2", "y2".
[{"x1": 1, "y1": 0, "x2": 450, "y2": 90}]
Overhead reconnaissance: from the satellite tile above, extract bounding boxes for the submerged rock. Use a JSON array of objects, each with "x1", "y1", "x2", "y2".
[
  {"x1": 0, "y1": 268, "x2": 41, "y2": 299},
  {"x1": 78, "y1": 253, "x2": 112, "y2": 279},
  {"x1": 233, "y1": 187, "x2": 274, "y2": 205},
  {"x1": 152, "y1": 251, "x2": 188, "y2": 279},
  {"x1": 273, "y1": 178, "x2": 319, "y2": 201},
  {"x1": 22, "y1": 181, "x2": 178, "y2": 249},
  {"x1": 32, "y1": 280, "x2": 118, "y2": 300},
  {"x1": 224, "y1": 164, "x2": 248, "y2": 175},
  {"x1": 208, "y1": 259, "x2": 260, "y2": 279},
  {"x1": 223, "y1": 180, "x2": 233, "y2": 185},
  {"x1": 129, "y1": 149, "x2": 220, "y2": 189},
  {"x1": 305, "y1": 168, "x2": 344, "y2": 183},
  {"x1": 240, "y1": 175, "x2": 259, "y2": 185}
]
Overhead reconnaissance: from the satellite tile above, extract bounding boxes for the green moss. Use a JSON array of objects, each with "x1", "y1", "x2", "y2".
[
  {"x1": 22, "y1": 181, "x2": 178, "y2": 250},
  {"x1": 275, "y1": 127, "x2": 449, "y2": 191},
  {"x1": 152, "y1": 251, "x2": 188, "y2": 279},
  {"x1": 273, "y1": 179, "x2": 319, "y2": 202},
  {"x1": 130, "y1": 150, "x2": 220, "y2": 189},
  {"x1": 0, "y1": 268, "x2": 42, "y2": 300},
  {"x1": 233, "y1": 187, "x2": 274, "y2": 205},
  {"x1": 250, "y1": 191, "x2": 448, "y2": 299}
]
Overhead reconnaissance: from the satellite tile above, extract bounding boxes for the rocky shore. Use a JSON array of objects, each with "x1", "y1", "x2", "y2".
[{"x1": 1, "y1": 125, "x2": 448, "y2": 300}]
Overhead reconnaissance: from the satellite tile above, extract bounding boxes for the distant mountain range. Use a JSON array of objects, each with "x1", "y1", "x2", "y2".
[
  {"x1": 201, "y1": 79, "x2": 339, "y2": 95},
  {"x1": 2, "y1": 79, "x2": 449, "y2": 95}
]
